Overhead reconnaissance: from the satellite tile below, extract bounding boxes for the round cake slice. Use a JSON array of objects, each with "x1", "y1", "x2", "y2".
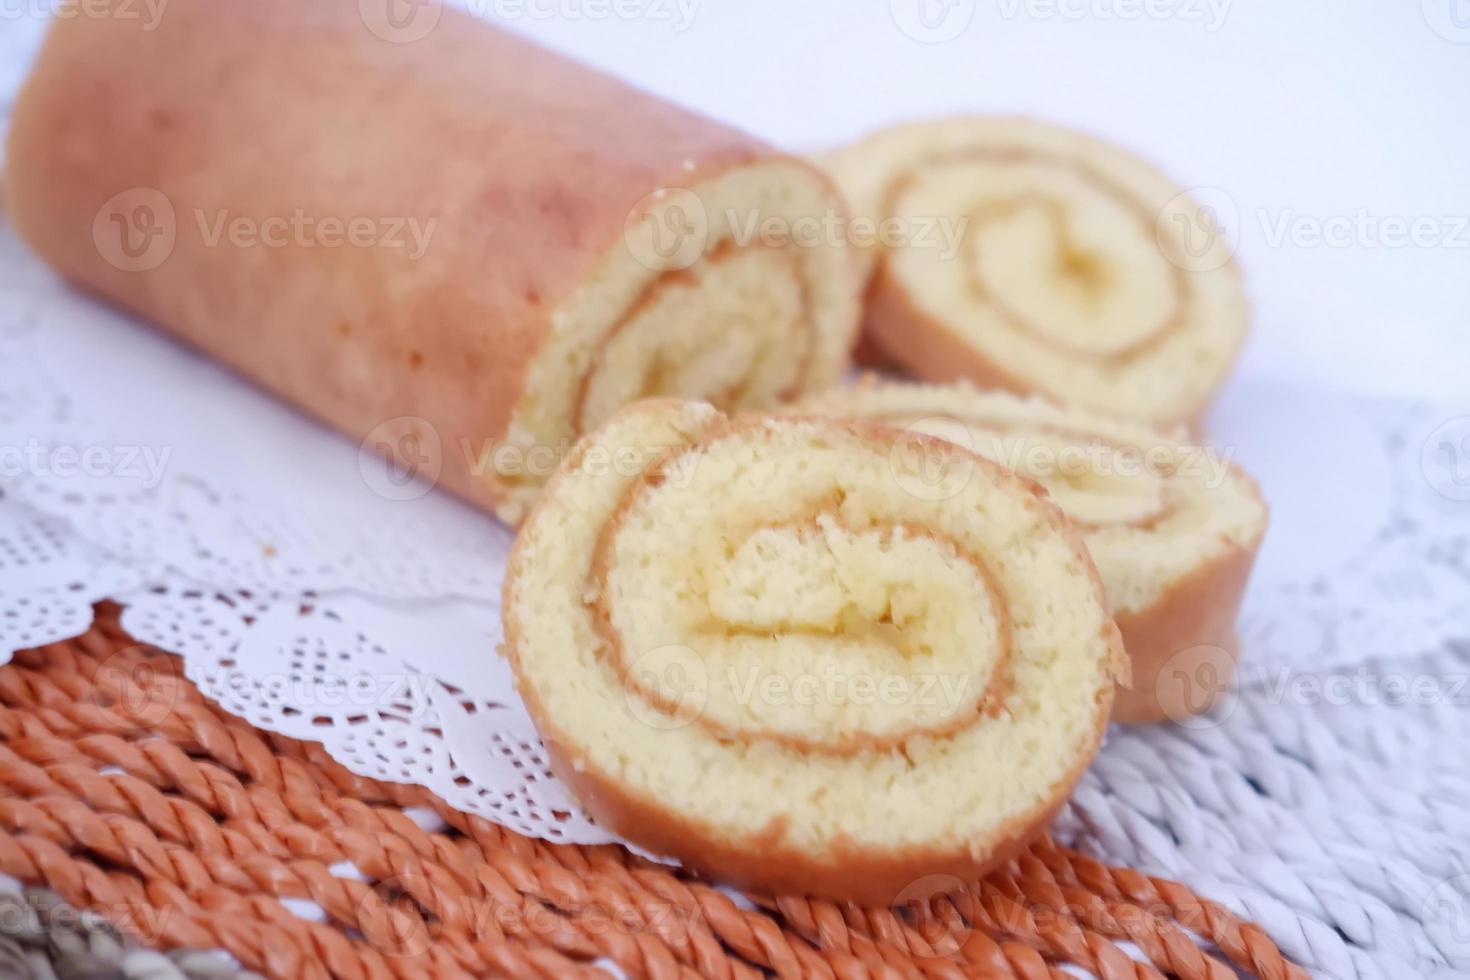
[
  {"x1": 821, "y1": 117, "x2": 1248, "y2": 428},
  {"x1": 503, "y1": 399, "x2": 1125, "y2": 903},
  {"x1": 797, "y1": 380, "x2": 1268, "y2": 724}
]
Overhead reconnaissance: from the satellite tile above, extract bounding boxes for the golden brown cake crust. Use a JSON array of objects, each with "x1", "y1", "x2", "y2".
[
  {"x1": 1111, "y1": 516, "x2": 1266, "y2": 724},
  {"x1": 4, "y1": 0, "x2": 843, "y2": 513},
  {"x1": 540, "y1": 737, "x2": 1078, "y2": 906},
  {"x1": 502, "y1": 402, "x2": 1125, "y2": 903},
  {"x1": 865, "y1": 262, "x2": 1048, "y2": 399}
]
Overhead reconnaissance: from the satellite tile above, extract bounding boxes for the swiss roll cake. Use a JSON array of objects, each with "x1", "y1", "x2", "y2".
[
  {"x1": 5, "y1": 0, "x2": 860, "y2": 522},
  {"x1": 823, "y1": 118, "x2": 1248, "y2": 428},
  {"x1": 504, "y1": 399, "x2": 1126, "y2": 902}
]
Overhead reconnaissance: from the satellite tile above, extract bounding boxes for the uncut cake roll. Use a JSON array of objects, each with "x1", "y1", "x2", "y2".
[
  {"x1": 822, "y1": 118, "x2": 1247, "y2": 428},
  {"x1": 5, "y1": 0, "x2": 860, "y2": 523},
  {"x1": 505, "y1": 399, "x2": 1126, "y2": 902},
  {"x1": 798, "y1": 380, "x2": 1268, "y2": 723}
]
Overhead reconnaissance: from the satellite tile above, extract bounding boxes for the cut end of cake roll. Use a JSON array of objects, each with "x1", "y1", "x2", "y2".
[
  {"x1": 482, "y1": 159, "x2": 861, "y2": 523},
  {"x1": 821, "y1": 117, "x2": 1249, "y2": 428},
  {"x1": 797, "y1": 379, "x2": 1268, "y2": 724},
  {"x1": 503, "y1": 398, "x2": 1124, "y2": 903},
  {"x1": 4, "y1": 0, "x2": 863, "y2": 528}
]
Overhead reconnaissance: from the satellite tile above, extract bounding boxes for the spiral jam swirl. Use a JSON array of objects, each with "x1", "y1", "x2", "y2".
[
  {"x1": 487, "y1": 160, "x2": 860, "y2": 522},
  {"x1": 881, "y1": 148, "x2": 1194, "y2": 366},
  {"x1": 595, "y1": 497, "x2": 1014, "y2": 753},
  {"x1": 572, "y1": 241, "x2": 817, "y2": 437},
  {"x1": 832, "y1": 118, "x2": 1247, "y2": 425},
  {"x1": 504, "y1": 399, "x2": 1122, "y2": 900}
]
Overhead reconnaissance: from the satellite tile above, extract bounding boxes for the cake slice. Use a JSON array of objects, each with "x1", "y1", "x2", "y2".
[
  {"x1": 820, "y1": 117, "x2": 1248, "y2": 428},
  {"x1": 504, "y1": 399, "x2": 1125, "y2": 902}
]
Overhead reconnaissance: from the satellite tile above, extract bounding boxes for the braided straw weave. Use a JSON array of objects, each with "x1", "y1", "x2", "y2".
[{"x1": 0, "y1": 605, "x2": 1307, "y2": 980}]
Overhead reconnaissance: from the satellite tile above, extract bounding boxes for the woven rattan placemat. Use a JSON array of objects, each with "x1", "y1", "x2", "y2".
[{"x1": 0, "y1": 605, "x2": 1307, "y2": 979}]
